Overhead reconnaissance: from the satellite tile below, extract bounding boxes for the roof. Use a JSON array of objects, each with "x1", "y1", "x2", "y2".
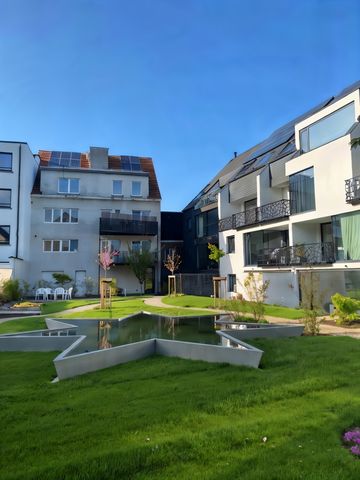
[
  {"x1": 184, "y1": 80, "x2": 360, "y2": 210},
  {"x1": 33, "y1": 150, "x2": 161, "y2": 199}
]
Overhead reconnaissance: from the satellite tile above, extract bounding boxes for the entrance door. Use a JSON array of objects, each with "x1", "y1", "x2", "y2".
[{"x1": 75, "y1": 270, "x2": 86, "y2": 297}]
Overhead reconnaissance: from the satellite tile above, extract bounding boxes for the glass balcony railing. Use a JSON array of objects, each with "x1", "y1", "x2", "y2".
[{"x1": 99, "y1": 213, "x2": 158, "y2": 236}]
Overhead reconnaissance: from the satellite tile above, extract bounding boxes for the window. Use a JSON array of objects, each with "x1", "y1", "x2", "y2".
[
  {"x1": 228, "y1": 274, "x2": 236, "y2": 292},
  {"x1": 333, "y1": 212, "x2": 360, "y2": 261},
  {"x1": 227, "y1": 236, "x2": 235, "y2": 254},
  {"x1": 132, "y1": 210, "x2": 151, "y2": 220},
  {"x1": 196, "y1": 209, "x2": 218, "y2": 238},
  {"x1": 58, "y1": 178, "x2": 79, "y2": 194},
  {"x1": 245, "y1": 230, "x2": 288, "y2": 265},
  {"x1": 131, "y1": 181, "x2": 141, "y2": 196},
  {"x1": 113, "y1": 180, "x2": 123, "y2": 195},
  {"x1": 0, "y1": 152, "x2": 12, "y2": 171},
  {"x1": 131, "y1": 240, "x2": 151, "y2": 252},
  {"x1": 0, "y1": 226, "x2": 10, "y2": 244},
  {"x1": 44, "y1": 208, "x2": 78, "y2": 223},
  {"x1": 289, "y1": 167, "x2": 315, "y2": 214},
  {"x1": 43, "y1": 239, "x2": 78, "y2": 252},
  {"x1": 300, "y1": 102, "x2": 355, "y2": 153},
  {"x1": 0, "y1": 189, "x2": 11, "y2": 207}
]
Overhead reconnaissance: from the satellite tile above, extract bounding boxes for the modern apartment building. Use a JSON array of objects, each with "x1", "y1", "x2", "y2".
[
  {"x1": 0, "y1": 141, "x2": 39, "y2": 284},
  {"x1": 218, "y1": 81, "x2": 360, "y2": 309},
  {"x1": 29, "y1": 147, "x2": 161, "y2": 295}
]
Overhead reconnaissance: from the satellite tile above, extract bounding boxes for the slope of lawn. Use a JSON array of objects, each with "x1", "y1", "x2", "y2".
[
  {"x1": 40, "y1": 298, "x2": 100, "y2": 315},
  {"x1": 1, "y1": 336, "x2": 360, "y2": 480},
  {"x1": 163, "y1": 295, "x2": 305, "y2": 319},
  {"x1": 0, "y1": 316, "x2": 47, "y2": 334}
]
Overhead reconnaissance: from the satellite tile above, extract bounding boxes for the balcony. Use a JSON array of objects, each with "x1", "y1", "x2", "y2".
[
  {"x1": 99, "y1": 213, "x2": 158, "y2": 236},
  {"x1": 112, "y1": 251, "x2": 158, "y2": 265},
  {"x1": 219, "y1": 199, "x2": 290, "y2": 232},
  {"x1": 257, "y1": 242, "x2": 335, "y2": 267},
  {"x1": 345, "y1": 176, "x2": 360, "y2": 204}
]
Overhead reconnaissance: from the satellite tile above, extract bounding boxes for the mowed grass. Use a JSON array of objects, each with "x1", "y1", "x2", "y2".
[
  {"x1": 40, "y1": 298, "x2": 100, "y2": 315},
  {"x1": 163, "y1": 295, "x2": 306, "y2": 319},
  {"x1": 61, "y1": 297, "x2": 212, "y2": 319},
  {"x1": 1, "y1": 336, "x2": 360, "y2": 479}
]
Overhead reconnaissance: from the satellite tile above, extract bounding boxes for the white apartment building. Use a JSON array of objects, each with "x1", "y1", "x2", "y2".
[
  {"x1": 1, "y1": 144, "x2": 161, "y2": 295},
  {"x1": 218, "y1": 81, "x2": 360, "y2": 309},
  {"x1": 0, "y1": 141, "x2": 39, "y2": 284}
]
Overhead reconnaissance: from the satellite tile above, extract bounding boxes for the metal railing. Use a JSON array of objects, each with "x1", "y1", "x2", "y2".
[
  {"x1": 100, "y1": 213, "x2": 158, "y2": 236},
  {"x1": 112, "y1": 251, "x2": 158, "y2": 265},
  {"x1": 345, "y1": 176, "x2": 360, "y2": 204},
  {"x1": 219, "y1": 199, "x2": 290, "y2": 232},
  {"x1": 257, "y1": 242, "x2": 335, "y2": 267}
]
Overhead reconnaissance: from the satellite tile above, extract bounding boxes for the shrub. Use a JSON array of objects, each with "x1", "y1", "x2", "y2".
[
  {"x1": 303, "y1": 310, "x2": 322, "y2": 336},
  {"x1": 221, "y1": 295, "x2": 247, "y2": 321},
  {"x1": 1, "y1": 279, "x2": 22, "y2": 302},
  {"x1": 52, "y1": 273, "x2": 72, "y2": 287},
  {"x1": 331, "y1": 293, "x2": 360, "y2": 325},
  {"x1": 242, "y1": 272, "x2": 270, "y2": 322},
  {"x1": 300, "y1": 272, "x2": 324, "y2": 335}
]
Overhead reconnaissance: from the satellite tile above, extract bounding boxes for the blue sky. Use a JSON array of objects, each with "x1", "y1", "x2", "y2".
[{"x1": 0, "y1": 0, "x2": 359, "y2": 210}]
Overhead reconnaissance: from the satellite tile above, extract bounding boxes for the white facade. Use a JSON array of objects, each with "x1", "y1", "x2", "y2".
[
  {"x1": 0, "y1": 142, "x2": 39, "y2": 284},
  {"x1": 218, "y1": 86, "x2": 360, "y2": 309}
]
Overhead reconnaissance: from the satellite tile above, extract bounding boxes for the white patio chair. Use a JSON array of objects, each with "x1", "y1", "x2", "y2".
[
  {"x1": 54, "y1": 287, "x2": 66, "y2": 300},
  {"x1": 65, "y1": 287, "x2": 73, "y2": 300},
  {"x1": 44, "y1": 288, "x2": 55, "y2": 300},
  {"x1": 35, "y1": 288, "x2": 47, "y2": 301}
]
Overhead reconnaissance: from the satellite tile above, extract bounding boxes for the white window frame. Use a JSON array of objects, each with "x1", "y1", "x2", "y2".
[
  {"x1": 113, "y1": 180, "x2": 123, "y2": 196},
  {"x1": 43, "y1": 239, "x2": 79, "y2": 252},
  {"x1": 58, "y1": 178, "x2": 80, "y2": 194},
  {"x1": 44, "y1": 208, "x2": 79, "y2": 223},
  {"x1": 131, "y1": 181, "x2": 142, "y2": 197}
]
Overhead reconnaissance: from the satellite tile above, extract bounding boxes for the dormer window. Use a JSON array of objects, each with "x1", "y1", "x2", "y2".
[{"x1": 300, "y1": 102, "x2": 355, "y2": 153}]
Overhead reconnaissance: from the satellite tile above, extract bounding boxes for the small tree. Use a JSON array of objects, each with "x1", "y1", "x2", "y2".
[
  {"x1": 242, "y1": 272, "x2": 270, "y2": 322},
  {"x1": 208, "y1": 243, "x2": 225, "y2": 264},
  {"x1": 127, "y1": 246, "x2": 154, "y2": 294},
  {"x1": 300, "y1": 271, "x2": 324, "y2": 335},
  {"x1": 164, "y1": 250, "x2": 182, "y2": 295},
  {"x1": 52, "y1": 273, "x2": 72, "y2": 288},
  {"x1": 98, "y1": 246, "x2": 119, "y2": 278}
]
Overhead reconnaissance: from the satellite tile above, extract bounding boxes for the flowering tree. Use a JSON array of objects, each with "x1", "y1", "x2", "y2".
[
  {"x1": 164, "y1": 250, "x2": 182, "y2": 275},
  {"x1": 98, "y1": 246, "x2": 119, "y2": 278}
]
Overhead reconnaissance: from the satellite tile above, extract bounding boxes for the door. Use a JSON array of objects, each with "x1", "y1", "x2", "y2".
[{"x1": 75, "y1": 270, "x2": 86, "y2": 297}]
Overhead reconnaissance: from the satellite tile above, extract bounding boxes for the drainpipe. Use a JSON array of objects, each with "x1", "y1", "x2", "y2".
[{"x1": 15, "y1": 144, "x2": 22, "y2": 259}]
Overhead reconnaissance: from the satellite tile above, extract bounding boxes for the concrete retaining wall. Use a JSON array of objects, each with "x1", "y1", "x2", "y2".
[
  {"x1": 54, "y1": 339, "x2": 156, "y2": 380},
  {"x1": 219, "y1": 324, "x2": 304, "y2": 340},
  {"x1": 0, "y1": 335, "x2": 81, "y2": 352},
  {"x1": 156, "y1": 338, "x2": 262, "y2": 368}
]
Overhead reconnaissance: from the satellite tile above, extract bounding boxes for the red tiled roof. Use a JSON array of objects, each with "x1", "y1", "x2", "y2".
[{"x1": 33, "y1": 150, "x2": 161, "y2": 200}]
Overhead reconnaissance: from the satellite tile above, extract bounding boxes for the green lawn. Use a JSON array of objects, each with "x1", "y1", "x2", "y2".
[
  {"x1": 40, "y1": 298, "x2": 100, "y2": 315},
  {"x1": 1, "y1": 336, "x2": 360, "y2": 479},
  {"x1": 163, "y1": 295, "x2": 305, "y2": 319},
  {"x1": 61, "y1": 297, "x2": 213, "y2": 319}
]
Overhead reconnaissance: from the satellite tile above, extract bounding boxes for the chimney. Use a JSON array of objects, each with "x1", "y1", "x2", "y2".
[
  {"x1": 234, "y1": 151, "x2": 237, "y2": 158},
  {"x1": 89, "y1": 147, "x2": 109, "y2": 169}
]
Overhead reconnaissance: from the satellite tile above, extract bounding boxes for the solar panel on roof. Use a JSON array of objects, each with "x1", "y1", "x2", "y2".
[
  {"x1": 49, "y1": 151, "x2": 81, "y2": 168},
  {"x1": 120, "y1": 156, "x2": 142, "y2": 172}
]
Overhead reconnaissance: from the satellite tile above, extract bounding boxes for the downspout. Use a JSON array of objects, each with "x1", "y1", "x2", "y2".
[{"x1": 15, "y1": 144, "x2": 22, "y2": 259}]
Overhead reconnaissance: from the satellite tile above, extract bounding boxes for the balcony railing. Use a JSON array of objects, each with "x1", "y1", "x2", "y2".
[
  {"x1": 257, "y1": 242, "x2": 335, "y2": 267},
  {"x1": 112, "y1": 251, "x2": 158, "y2": 265},
  {"x1": 219, "y1": 199, "x2": 290, "y2": 232},
  {"x1": 345, "y1": 176, "x2": 360, "y2": 204},
  {"x1": 99, "y1": 213, "x2": 158, "y2": 236}
]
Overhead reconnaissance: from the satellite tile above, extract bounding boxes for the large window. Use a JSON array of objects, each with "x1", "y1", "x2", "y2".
[
  {"x1": 289, "y1": 167, "x2": 315, "y2": 214},
  {"x1": 131, "y1": 181, "x2": 142, "y2": 196},
  {"x1": 132, "y1": 210, "x2": 151, "y2": 220},
  {"x1": 196, "y1": 209, "x2": 218, "y2": 238},
  {"x1": 113, "y1": 180, "x2": 123, "y2": 195},
  {"x1": 0, "y1": 189, "x2": 11, "y2": 207},
  {"x1": 0, "y1": 226, "x2": 10, "y2": 244},
  {"x1": 333, "y1": 212, "x2": 360, "y2": 261},
  {"x1": 43, "y1": 239, "x2": 78, "y2": 252},
  {"x1": 58, "y1": 178, "x2": 80, "y2": 194},
  {"x1": 44, "y1": 208, "x2": 78, "y2": 223},
  {"x1": 245, "y1": 230, "x2": 288, "y2": 265},
  {"x1": 0, "y1": 152, "x2": 12, "y2": 171},
  {"x1": 300, "y1": 102, "x2": 355, "y2": 153}
]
